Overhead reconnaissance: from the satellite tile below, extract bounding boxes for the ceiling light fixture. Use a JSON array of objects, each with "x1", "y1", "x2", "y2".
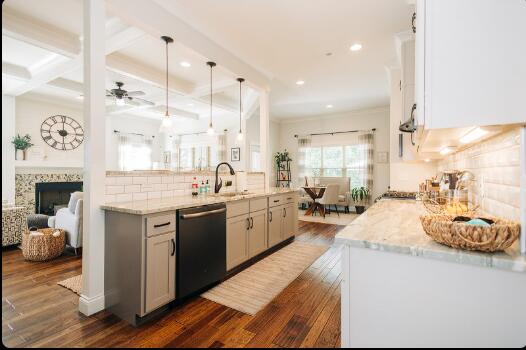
[
  {"x1": 180, "y1": 61, "x2": 191, "y2": 68},
  {"x1": 459, "y1": 127, "x2": 489, "y2": 144},
  {"x1": 350, "y1": 43, "x2": 362, "y2": 52},
  {"x1": 116, "y1": 98, "x2": 125, "y2": 106},
  {"x1": 237, "y1": 77, "x2": 245, "y2": 142},
  {"x1": 424, "y1": 158, "x2": 431, "y2": 163},
  {"x1": 296, "y1": 80, "x2": 305, "y2": 85},
  {"x1": 326, "y1": 104, "x2": 333, "y2": 109},
  {"x1": 206, "y1": 61, "x2": 217, "y2": 136},
  {"x1": 159, "y1": 35, "x2": 174, "y2": 134}
]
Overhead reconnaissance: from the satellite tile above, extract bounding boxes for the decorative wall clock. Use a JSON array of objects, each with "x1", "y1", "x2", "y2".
[{"x1": 40, "y1": 115, "x2": 84, "y2": 151}]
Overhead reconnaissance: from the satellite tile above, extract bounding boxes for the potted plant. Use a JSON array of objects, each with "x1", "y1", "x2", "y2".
[
  {"x1": 351, "y1": 186, "x2": 370, "y2": 214},
  {"x1": 11, "y1": 134, "x2": 34, "y2": 161}
]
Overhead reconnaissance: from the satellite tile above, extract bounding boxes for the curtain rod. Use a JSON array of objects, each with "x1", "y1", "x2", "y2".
[
  {"x1": 169, "y1": 129, "x2": 229, "y2": 138},
  {"x1": 294, "y1": 128, "x2": 376, "y2": 138},
  {"x1": 113, "y1": 130, "x2": 155, "y2": 138}
]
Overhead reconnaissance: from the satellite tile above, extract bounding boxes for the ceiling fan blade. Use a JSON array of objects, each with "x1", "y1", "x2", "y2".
[
  {"x1": 126, "y1": 99, "x2": 142, "y2": 107},
  {"x1": 131, "y1": 97, "x2": 155, "y2": 106},
  {"x1": 126, "y1": 91, "x2": 146, "y2": 97}
]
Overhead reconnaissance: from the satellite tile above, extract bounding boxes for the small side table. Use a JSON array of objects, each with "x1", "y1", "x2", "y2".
[
  {"x1": 2, "y1": 206, "x2": 27, "y2": 247},
  {"x1": 301, "y1": 186, "x2": 327, "y2": 217}
]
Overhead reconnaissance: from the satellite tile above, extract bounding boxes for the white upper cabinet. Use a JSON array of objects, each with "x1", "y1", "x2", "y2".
[{"x1": 415, "y1": 0, "x2": 526, "y2": 129}]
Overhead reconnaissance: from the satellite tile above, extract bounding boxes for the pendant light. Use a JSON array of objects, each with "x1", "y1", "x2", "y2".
[
  {"x1": 236, "y1": 78, "x2": 245, "y2": 141},
  {"x1": 206, "y1": 61, "x2": 216, "y2": 136},
  {"x1": 159, "y1": 36, "x2": 174, "y2": 134}
]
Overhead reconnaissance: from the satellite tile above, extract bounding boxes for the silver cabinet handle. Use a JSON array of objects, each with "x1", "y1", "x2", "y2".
[{"x1": 180, "y1": 208, "x2": 226, "y2": 219}]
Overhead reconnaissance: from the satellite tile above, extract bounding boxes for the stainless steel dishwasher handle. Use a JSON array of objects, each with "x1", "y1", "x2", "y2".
[{"x1": 180, "y1": 208, "x2": 226, "y2": 219}]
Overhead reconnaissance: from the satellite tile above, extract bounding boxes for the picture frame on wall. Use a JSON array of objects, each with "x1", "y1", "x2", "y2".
[{"x1": 231, "y1": 147, "x2": 241, "y2": 162}]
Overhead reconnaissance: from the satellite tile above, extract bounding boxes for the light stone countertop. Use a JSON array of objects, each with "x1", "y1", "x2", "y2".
[
  {"x1": 335, "y1": 199, "x2": 526, "y2": 273},
  {"x1": 101, "y1": 187, "x2": 298, "y2": 215}
]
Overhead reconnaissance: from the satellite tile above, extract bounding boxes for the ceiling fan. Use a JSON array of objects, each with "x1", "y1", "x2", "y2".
[{"x1": 106, "y1": 82, "x2": 154, "y2": 107}]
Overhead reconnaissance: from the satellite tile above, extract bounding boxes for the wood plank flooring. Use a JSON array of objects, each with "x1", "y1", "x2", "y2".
[{"x1": 2, "y1": 221, "x2": 346, "y2": 348}]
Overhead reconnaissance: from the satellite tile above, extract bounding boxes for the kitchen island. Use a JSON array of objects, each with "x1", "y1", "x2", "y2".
[
  {"x1": 101, "y1": 188, "x2": 299, "y2": 325},
  {"x1": 336, "y1": 199, "x2": 526, "y2": 348}
]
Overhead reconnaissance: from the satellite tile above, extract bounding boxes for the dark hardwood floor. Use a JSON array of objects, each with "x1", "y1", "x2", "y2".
[{"x1": 2, "y1": 221, "x2": 346, "y2": 348}]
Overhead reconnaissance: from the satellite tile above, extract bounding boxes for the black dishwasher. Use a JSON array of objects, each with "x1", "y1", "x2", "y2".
[{"x1": 176, "y1": 203, "x2": 226, "y2": 299}]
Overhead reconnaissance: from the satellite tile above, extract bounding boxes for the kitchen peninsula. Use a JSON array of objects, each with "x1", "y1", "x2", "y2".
[
  {"x1": 336, "y1": 199, "x2": 526, "y2": 348},
  {"x1": 101, "y1": 188, "x2": 299, "y2": 325}
]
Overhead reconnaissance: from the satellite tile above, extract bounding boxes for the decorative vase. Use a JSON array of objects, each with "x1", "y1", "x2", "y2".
[
  {"x1": 15, "y1": 149, "x2": 18, "y2": 161},
  {"x1": 22, "y1": 149, "x2": 28, "y2": 161}
]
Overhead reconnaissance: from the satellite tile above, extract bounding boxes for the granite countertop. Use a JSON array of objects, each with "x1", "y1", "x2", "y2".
[
  {"x1": 335, "y1": 199, "x2": 525, "y2": 273},
  {"x1": 101, "y1": 187, "x2": 298, "y2": 215}
]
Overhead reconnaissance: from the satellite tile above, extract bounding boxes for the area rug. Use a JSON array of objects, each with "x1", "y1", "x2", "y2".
[
  {"x1": 57, "y1": 275, "x2": 82, "y2": 295},
  {"x1": 201, "y1": 241, "x2": 328, "y2": 315}
]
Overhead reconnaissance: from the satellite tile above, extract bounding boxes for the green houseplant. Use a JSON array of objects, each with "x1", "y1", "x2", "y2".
[
  {"x1": 11, "y1": 134, "x2": 34, "y2": 161},
  {"x1": 351, "y1": 186, "x2": 370, "y2": 214}
]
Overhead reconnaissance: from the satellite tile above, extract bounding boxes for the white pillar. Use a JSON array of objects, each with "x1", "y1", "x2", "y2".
[
  {"x1": 520, "y1": 126, "x2": 526, "y2": 255},
  {"x1": 80, "y1": 0, "x2": 106, "y2": 316},
  {"x1": 259, "y1": 89, "x2": 270, "y2": 190},
  {"x1": 2, "y1": 95, "x2": 16, "y2": 204}
]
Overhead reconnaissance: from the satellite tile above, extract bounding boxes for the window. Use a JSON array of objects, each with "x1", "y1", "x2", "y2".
[
  {"x1": 117, "y1": 135, "x2": 153, "y2": 171},
  {"x1": 301, "y1": 144, "x2": 366, "y2": 187}
]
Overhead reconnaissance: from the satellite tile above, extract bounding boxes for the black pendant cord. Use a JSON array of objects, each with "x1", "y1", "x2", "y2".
[
  {"x1": 165, "y1": 39, "x2": 169, "y2": 117},
  {"x1": 207, "y1": 61, "x2": 216, "y2": 129},
  {"x1": 237, "y1": 78, "x2": 245, "y2": 133}
]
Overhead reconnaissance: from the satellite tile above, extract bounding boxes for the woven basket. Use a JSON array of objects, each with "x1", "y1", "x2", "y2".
[
  {"x1": 22, "y1": 228, "x2": 66, "y2": 261},
  {"x1": 420, "y1": 214, "x2": 520, "y2": 252}
]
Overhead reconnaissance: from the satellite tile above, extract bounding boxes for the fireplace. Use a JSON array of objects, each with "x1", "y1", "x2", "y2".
[{"x1": 35, "y1": 182, "x2": 83, "y2": 215}]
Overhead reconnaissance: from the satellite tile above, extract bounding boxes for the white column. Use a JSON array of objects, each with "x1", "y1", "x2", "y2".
[
  {"x1": 259, "y1": 89, "x2": 270, "y2": 191},
  {"x1": 2, "y1": 95, "x2": 16, "y2": 204},
  {"x1": 80, "y1": 0, "x2": 106, "y2": 316},
  {"x1": 520, "y1": 126, "x2": 526, "y2": 255}
]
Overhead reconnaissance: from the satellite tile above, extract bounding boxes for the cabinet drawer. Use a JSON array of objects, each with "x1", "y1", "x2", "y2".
[
  {"x1": 146, "y1": 213, "x2": 175, "y2": 237},
  {"x1": 269, "y1": 195, "x2": 284, "y2": 207},
  {"x1": 250, "y1": 197, "x2": 267, "y2": 212},
  {"x1": 227, "y1": 200, "x2": 249, "y2": 218},
  {"x1": 283, "y1": 193, "x2": 296, "y2": 204}
]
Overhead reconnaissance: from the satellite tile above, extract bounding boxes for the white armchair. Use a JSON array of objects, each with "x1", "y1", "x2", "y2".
[{"x1": 48, "y1": 192, "x2": 83, "y2": 254}]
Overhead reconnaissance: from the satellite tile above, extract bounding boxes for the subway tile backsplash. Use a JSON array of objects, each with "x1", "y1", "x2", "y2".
[
  {"x1": 105, "y1": 171, "x2": 266, "y2": 203},
  {"x1": 438, "y1": 128, "x2": 522, "y2": 221}
]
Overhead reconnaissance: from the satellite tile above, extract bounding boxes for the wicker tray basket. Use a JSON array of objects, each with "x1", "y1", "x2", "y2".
[
  {"x1": 22, "y1": 228, "x2": 66, "y2": 261},
  {"x1": 420, "y1": 214, "x2": 520, "y2": 252}
]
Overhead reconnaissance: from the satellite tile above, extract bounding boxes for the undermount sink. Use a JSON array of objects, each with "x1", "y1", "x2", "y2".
[{"x1": 210, "y1": 192, "x2": 253, "y2": 198}]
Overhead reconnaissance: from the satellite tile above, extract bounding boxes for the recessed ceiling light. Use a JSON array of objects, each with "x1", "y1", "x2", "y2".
[
  {"x1": 424, "y1": 158, "x2": 431, "y2": 163},
  {"x1": 187, "y1": 103, "x2": 194, "y2": 107},
  {"x1": 180, "y1": 61, "x2": 191, "y2": 68},
  {"x1": 350, "y1": 43, "x2": 362, "y2": 52},
  {"x1": 296, "y1": 80, "x2": 305, "y2": 85},
  {"x1": 326, "y1": 104, "x2": 333, "y2": 109},
  {"x1": 439, "y1": 146, "x2": 454, "y2": 155},
  {"x1": 76, "y1": 95, "x2": 84, "y2": 100}
]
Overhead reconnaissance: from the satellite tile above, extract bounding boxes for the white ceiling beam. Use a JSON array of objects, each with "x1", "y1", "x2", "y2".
[
  {"x1": 196, "y1": 93, "x2": 237, "y2": 114},
  {"x1": 147, "y1": 105, "x2": 199, "y2": 120},
  {"x1": 6, "y1": 17, "x2": 146, "y2": 96},
  {"x1": 243, "y1": 89, "x2": 260, "y2": 120},
  {"x1": 190, "y1": 79, "x2": 237, "y2": 98},
  {"x1": 106, "y1": 52, "x2": 194, "y2": 96},
  {"x1": 47, "y1": 78, "x2": 84, "y2": 94},
  {"x1": 2, "y1": 9, "x2": 80, "y2": 58},
  {"x1": 107, "y1": 0, "x2": 271, "y2": 91},
  {"x1": 2, "y1": 62, "x2": 31, "y2": 80}
]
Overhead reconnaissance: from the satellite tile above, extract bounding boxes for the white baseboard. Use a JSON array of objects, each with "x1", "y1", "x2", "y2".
[{"x1": 79, "y1": 293, "x2": 105, "y2": 316}]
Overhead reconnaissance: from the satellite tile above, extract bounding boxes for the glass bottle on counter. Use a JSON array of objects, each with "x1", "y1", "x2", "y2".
[{"x1": 192, "y1": 177, "x2": 199, "y2": 196}]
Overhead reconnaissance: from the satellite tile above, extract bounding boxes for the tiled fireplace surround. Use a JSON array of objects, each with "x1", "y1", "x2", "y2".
[{"x1": 15, "y1": 170, "x2": 265, "y2": 215}]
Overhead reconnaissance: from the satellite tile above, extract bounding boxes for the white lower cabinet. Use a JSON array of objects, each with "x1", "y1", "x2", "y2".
[
  {"x1": 145, "y1": 231, "x2": 176, "y2": 314},
  {"x1": 248, "y1": 210, "x2": 268, "y2": 258},
  {"x1": 226, "y1": 214, "x2": 250, "y2": 271},
  {"x1": 268, "y1": 206, "x2": 284, "y2": 247},
  {"x1": 282, "y1": 203, "x2": 296, "y2": 240}
]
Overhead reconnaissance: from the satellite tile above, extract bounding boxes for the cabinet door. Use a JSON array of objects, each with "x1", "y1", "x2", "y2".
[
  {"x1": 268, "y1": 206, "x2": 284, "y2": 248},
  {"x1": 282, "y1": 204, "x2": 296, "y2": 240},
  {"x1": 422, "y1": 0, "x2": 526, "y2": 129},
  {"x1": 226, "y1": 214, "x2": 249, "y2": 271},
  {"x1": 145, "y1": 232, "x2": 176, "y2": 314},
  {"x1": 248, "y1": 210, "x2": 267, "y2": 258}
]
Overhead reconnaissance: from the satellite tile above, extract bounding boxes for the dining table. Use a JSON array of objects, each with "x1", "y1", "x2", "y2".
[{"x1": 301, "y1": 186, "x2": 327, "y2": 216}]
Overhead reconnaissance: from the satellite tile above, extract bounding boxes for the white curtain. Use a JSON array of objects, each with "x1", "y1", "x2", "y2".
[
  {"x1": 358, "y1": 132, "x2": 374, "y2": 201},
  {"x1": 297, "y1": 136, "x2": 312, "y2": 184},
  {"x1": 217, "y1": 132, "x2": 227, "y2": 163},
  {"x1": 117, "y1": 134, "x2": 153, "y2": 171}
]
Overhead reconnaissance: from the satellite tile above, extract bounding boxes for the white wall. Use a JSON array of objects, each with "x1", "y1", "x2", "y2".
[
  {"x1": 2, "y1": 95, "x2": 16, "y2": 203},
  {"x1": 269, "y1": 120, "x2": 281, "y2": 186},
  {"x1": 15, "y1": 97, "x2": 84, "y2": 165},
  {"x1": 14, "y1": 96, "x2": 166, "y2": 171},
  {"x1": 278, "y1": 107, "x2": 390, "y2": 200},
  {"x1": 388, "y1": 68, "x2": 437, "y2": 191}
]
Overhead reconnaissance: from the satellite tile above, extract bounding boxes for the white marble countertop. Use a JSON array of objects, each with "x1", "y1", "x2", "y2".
[
  {"x1": 335, "y1": 199, "x2": 525, "y2": 273},
  {"x1": 101, "y1": 188, "x2": 298, "y2": 215}
]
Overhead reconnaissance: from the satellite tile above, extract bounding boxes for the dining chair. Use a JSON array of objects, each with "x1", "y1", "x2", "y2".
[{"x1": 318, "y1": 184, "x2": 340, "y2": 218}]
